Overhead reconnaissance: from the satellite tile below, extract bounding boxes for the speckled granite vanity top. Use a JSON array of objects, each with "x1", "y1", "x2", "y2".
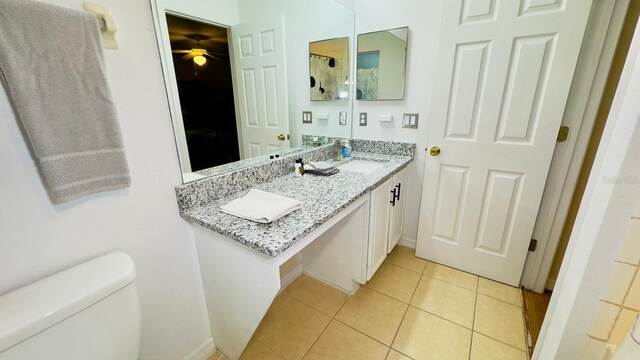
[{"x1": 176, "y1": 139, "x2": 415, "y2": 257}]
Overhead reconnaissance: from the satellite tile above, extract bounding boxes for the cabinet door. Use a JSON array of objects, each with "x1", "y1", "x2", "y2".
[
  {"x1": 367, "y1": 177, "x2": 393, "y2": 281},
  {"x1": 388, "y1": 167, "x2": 408, "y2": 253}
]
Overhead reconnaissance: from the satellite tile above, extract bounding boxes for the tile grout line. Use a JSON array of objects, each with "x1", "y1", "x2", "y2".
[
  {"x1": 260, "y1": 290, "x2": 330, "y2": 360},
  {"x1": 476, "y1": 291, "x2": 523, "y2": 309},
  {"x1": 603, "y1": 264, "x2": 640, "y2": 343},
  {"x1": 298, "y1": 319, "x2": 331, "y2": 360},
  {"x1": 469, "y1": 282, "x2": 528, "y2": 355},
  {"x1": 600, "y1": 298, "x2": 640, "y2": 312},
  {"x1": 385, "y1": 271, "x2": 422, "y2": 360},
  {"x1": 472, "y1": 295, "x2": 529, "y2": 353},
  {"x1": 345, "y1": 283, "x2": 409, "y2": 349},
  {"x1": 366, "y1": 265, "x2": 522, "y2": 333},
  {"x1": 296, "y1": 280, "x2": 351, "y2": 360},
  {"x1": 615, "y1": 259, "x2": 639, "y2": 267},
  {"x1": 332, "y1": 317, "x2": 392, "y2": 351},
  {"x1": 472, "y1": 330, "x2": 529, "y2": 354},
  {"x1": 587, "y1": 334, "x2": 609, "y2": 342},
  {"x1": 255, "y1": 339, "x2": 288, "y2": 360},
  {"x1": 262, "y1": 252, "x2": 524, "y2": 359},
  {"x1": 299, "y1": 284, "x2": 393, "y2": 359},
  {"x1": 468, "y1": 281, "x2": 479, "y2": 360},
  {"x1": 420, "y1": 268, "x2": 523, "y2": 308}
]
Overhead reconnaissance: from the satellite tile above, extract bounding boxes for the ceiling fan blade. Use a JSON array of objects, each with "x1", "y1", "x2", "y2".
[
  {"x1": 172, "y1": 50, "x2": 191, "y2": 54},
  {"x1": 203, "y1": 53, "x2": 221, "y2": 61},
  {"x1": 181, "y1": 53, "x2": 196, "y2": 60}
]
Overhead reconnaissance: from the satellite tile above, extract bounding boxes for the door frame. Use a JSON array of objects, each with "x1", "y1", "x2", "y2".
[
  {"x1": 534, "y1": 18, "x2": 640, "y2": 356},
  {"x1": 521, "y1": 0, "x2": 630, "y2": 292}
]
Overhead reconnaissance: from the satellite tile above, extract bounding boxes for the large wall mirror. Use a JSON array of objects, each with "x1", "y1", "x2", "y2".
[
  {"x1": 150, "y1": 0, "x2": 354, "y2": 183},
  {"x1": 356, "y1": 26, "x2": 408, "y2": 101}
]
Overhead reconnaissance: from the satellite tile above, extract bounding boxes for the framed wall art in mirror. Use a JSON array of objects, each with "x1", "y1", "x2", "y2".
[
  {"x1": 356, "y1": 26, "x2": 408, "y2": 101},
  {"x1": 309, "y1": 37, "x2": 349, "y2": 101}
]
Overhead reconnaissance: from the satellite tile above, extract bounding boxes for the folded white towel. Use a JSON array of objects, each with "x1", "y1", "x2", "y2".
[
  {"x1": 220, "y1": 189, "x2": 302, "y2": 223},
  {"x1": 306, "y1": 161, "x2": 335, "y2": 171}
]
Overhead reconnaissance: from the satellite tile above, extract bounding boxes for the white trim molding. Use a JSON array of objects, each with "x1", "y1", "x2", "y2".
[
  {"x1": 535, "y1": 16, "x2": 640, "y2": 358},
  {"x1": 182, "y1": 337, "x2": 216, "y2": 360},
  {"x1": 521, "y1": 0, "x2": 629, "y2": 292},
  {"x1": 398, "y1": 236, "x2": 416, "y2": 249}
]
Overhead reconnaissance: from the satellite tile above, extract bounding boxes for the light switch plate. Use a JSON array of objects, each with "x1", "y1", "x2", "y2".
[
  {"x1": 317, "y1": 113, "x2": 329, "y2": 121},
  {"x1": 339, "y1": 111, "x2": 347, "y2": 126},
  {"x1": 302, "y1": 111, "x2": 312, "y2": 124},
  {"x1": 402, "y1": 113, "x2": 419, "y2": 129},
  {"x1": 359, "y1": 112, "x2": 367, "y2": 126}
]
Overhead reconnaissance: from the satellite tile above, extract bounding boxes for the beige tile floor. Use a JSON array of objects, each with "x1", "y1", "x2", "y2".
[{"x1": 210, "y1": 245, "x2": 528, "y2": 360}]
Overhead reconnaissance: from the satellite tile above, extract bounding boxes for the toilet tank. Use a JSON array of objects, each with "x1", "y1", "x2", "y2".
[{"x1": 0, "y1": 252, "x2": 140, "y2": 360}]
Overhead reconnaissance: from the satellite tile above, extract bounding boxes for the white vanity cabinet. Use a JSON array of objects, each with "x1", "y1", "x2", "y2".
[
  {"x1": 388, "y1": 166, "x2": 408, "y2": 253},
  {"x1": 366, "y1": 167, "x2": 408, "y2": 281},
  {"x1": 366, "y1": 177, "x2": 393, "y2": 281}
]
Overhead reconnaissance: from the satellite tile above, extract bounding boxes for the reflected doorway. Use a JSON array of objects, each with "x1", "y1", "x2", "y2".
[{"x1": 166, "y1": 14, "x2": 240, "y2": 172}]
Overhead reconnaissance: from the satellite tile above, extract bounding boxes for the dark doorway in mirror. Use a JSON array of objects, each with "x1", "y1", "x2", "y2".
[{"x1": 166, "y1": 14, "x2": 240, "y2": 172}]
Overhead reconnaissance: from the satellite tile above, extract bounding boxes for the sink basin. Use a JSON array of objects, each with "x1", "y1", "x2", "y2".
[{"x1": 338, "y1": 159, "x2": 386, "y2": 174}]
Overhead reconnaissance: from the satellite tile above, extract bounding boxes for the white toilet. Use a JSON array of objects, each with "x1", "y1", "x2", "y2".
[{"x1": 0, "y1": 252, "x2": 141, "y2": 360}]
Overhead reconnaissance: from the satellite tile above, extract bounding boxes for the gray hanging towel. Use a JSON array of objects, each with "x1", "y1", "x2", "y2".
[{"x1": 0, "y1": 0, "x2": 130, "y2": 204}]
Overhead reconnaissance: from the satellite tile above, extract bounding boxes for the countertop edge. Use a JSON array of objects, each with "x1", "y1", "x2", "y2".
[{"x1": 180, "y1": 155, "x2": 413, "y2": 257}]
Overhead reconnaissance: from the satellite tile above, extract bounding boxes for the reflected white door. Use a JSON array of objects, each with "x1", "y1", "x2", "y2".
[
  {"x1": 416, "y1": 0, "x2": 591, "y2": 286},
  {"x1": 230, "y1": 15, "x2": 289, "y2": 159}
]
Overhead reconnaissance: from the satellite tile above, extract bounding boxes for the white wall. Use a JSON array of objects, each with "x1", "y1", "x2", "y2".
[
  {"x1": 535, "y1": 18, "x2": 640, "y2": 358},
  {"x1": 0, "y1": 0, "x2": 213, "y2": 359},
  {"x1": 163, "y1": 0, "x2": 238, "y2": 25},
  {"x1": 353, "y1": 0, "x2": 445, "y2": 246}
]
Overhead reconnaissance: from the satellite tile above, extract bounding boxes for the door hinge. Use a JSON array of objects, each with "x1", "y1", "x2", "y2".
[
  {"x1": 557, "y1": 126, "x2": 570, "y2": 142},
  {"x1": 529, "y1": 239, "x2": 538, "y2": 252}
]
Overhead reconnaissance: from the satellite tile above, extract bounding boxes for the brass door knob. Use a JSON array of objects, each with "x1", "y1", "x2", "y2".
[
  {"x1": 429, "y1": 146, "x2": 441, "y2": 156},
  {"x1": 277, "y1": 133, "x2": 286, "y2": 141}
]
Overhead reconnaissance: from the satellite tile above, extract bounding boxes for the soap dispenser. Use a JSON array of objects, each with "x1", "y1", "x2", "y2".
[
  {"x1": 332, "y1": 140, "x2": 342, "y2": 161},
  {"x1": 342, "y1": 139, "x2": 352, "y2": 158}
]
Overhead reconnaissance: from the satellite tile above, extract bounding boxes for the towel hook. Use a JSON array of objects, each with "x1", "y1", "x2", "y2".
[{"x1": 82, "y1": 2, "x2": 118, "y2": 49}]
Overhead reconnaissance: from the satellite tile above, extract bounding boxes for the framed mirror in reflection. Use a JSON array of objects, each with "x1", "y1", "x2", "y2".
[
  {"x1": 150, "y1": 0, "x2": 355, "y2": 183},
  {"x1": 309, "y1": 37, "x2": 349, "y2": 101},
  {"x1": 356, "y1": 26, "x2": 409, "y2": 101}
]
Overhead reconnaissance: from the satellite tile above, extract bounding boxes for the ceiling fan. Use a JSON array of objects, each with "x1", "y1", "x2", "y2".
[{"x1": 172, "y1": 34, "x2": 221, "y2": 66}]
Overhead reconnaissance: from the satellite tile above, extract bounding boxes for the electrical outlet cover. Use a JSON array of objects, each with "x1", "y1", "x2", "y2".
[{"x1": 359, "y1": 112, "x2": 367, "y2": 126}]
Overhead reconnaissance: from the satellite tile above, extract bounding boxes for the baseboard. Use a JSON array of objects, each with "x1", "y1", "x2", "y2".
[
  {"x1": 182, "y1": 337, "x2": 216, "y2": 360},
  {"x1": 280, "y1": 263, "x2": 303, "y2": 290},
  {"x1": 398, "y1": 236, "x2": 416, "y2": 249},
  {"x1": 545, "y1": 279, "x2": 556, "y2": 291}
]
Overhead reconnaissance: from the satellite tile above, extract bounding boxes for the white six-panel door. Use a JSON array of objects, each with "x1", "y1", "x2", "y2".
[
  {"x1": 230, "y1": 16, "x2": 289, "y2": 159},
  {"x1": 416, "y1": 0, "x2": 592, "y2": 286}
]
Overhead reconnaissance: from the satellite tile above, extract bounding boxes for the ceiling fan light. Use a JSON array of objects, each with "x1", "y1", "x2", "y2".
[{"x1": 193, "y1": 55, "x2": 207, "y2": 66}]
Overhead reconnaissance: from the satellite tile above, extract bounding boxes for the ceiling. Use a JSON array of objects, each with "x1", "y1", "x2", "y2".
[{"x1": 166, "y1": 14, "x2": 229, "y2": 53}]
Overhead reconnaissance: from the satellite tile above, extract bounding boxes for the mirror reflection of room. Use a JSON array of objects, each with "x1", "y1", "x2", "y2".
[
  {"x1": 166, "y1": 15, "x2": 239, "y2": 172},
  {"x1": 153, "y1": 0, "x2": 355, "y2": 183},
  {"x1": 309, "y1": 37, "x2": 349, "y2": 101},
  {"x1": 356, "y1": 26, "x2": 408, "y2": 101}
]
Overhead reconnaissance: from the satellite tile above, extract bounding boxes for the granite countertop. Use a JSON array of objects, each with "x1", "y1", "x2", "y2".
[{"x1": 180, "y1": 151, "x2": 413, "y2": 257}]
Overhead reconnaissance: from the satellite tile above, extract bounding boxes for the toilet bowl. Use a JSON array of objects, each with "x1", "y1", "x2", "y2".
[{"x1": 0, "y1": 252, "x2": 141, "y2": 360}]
